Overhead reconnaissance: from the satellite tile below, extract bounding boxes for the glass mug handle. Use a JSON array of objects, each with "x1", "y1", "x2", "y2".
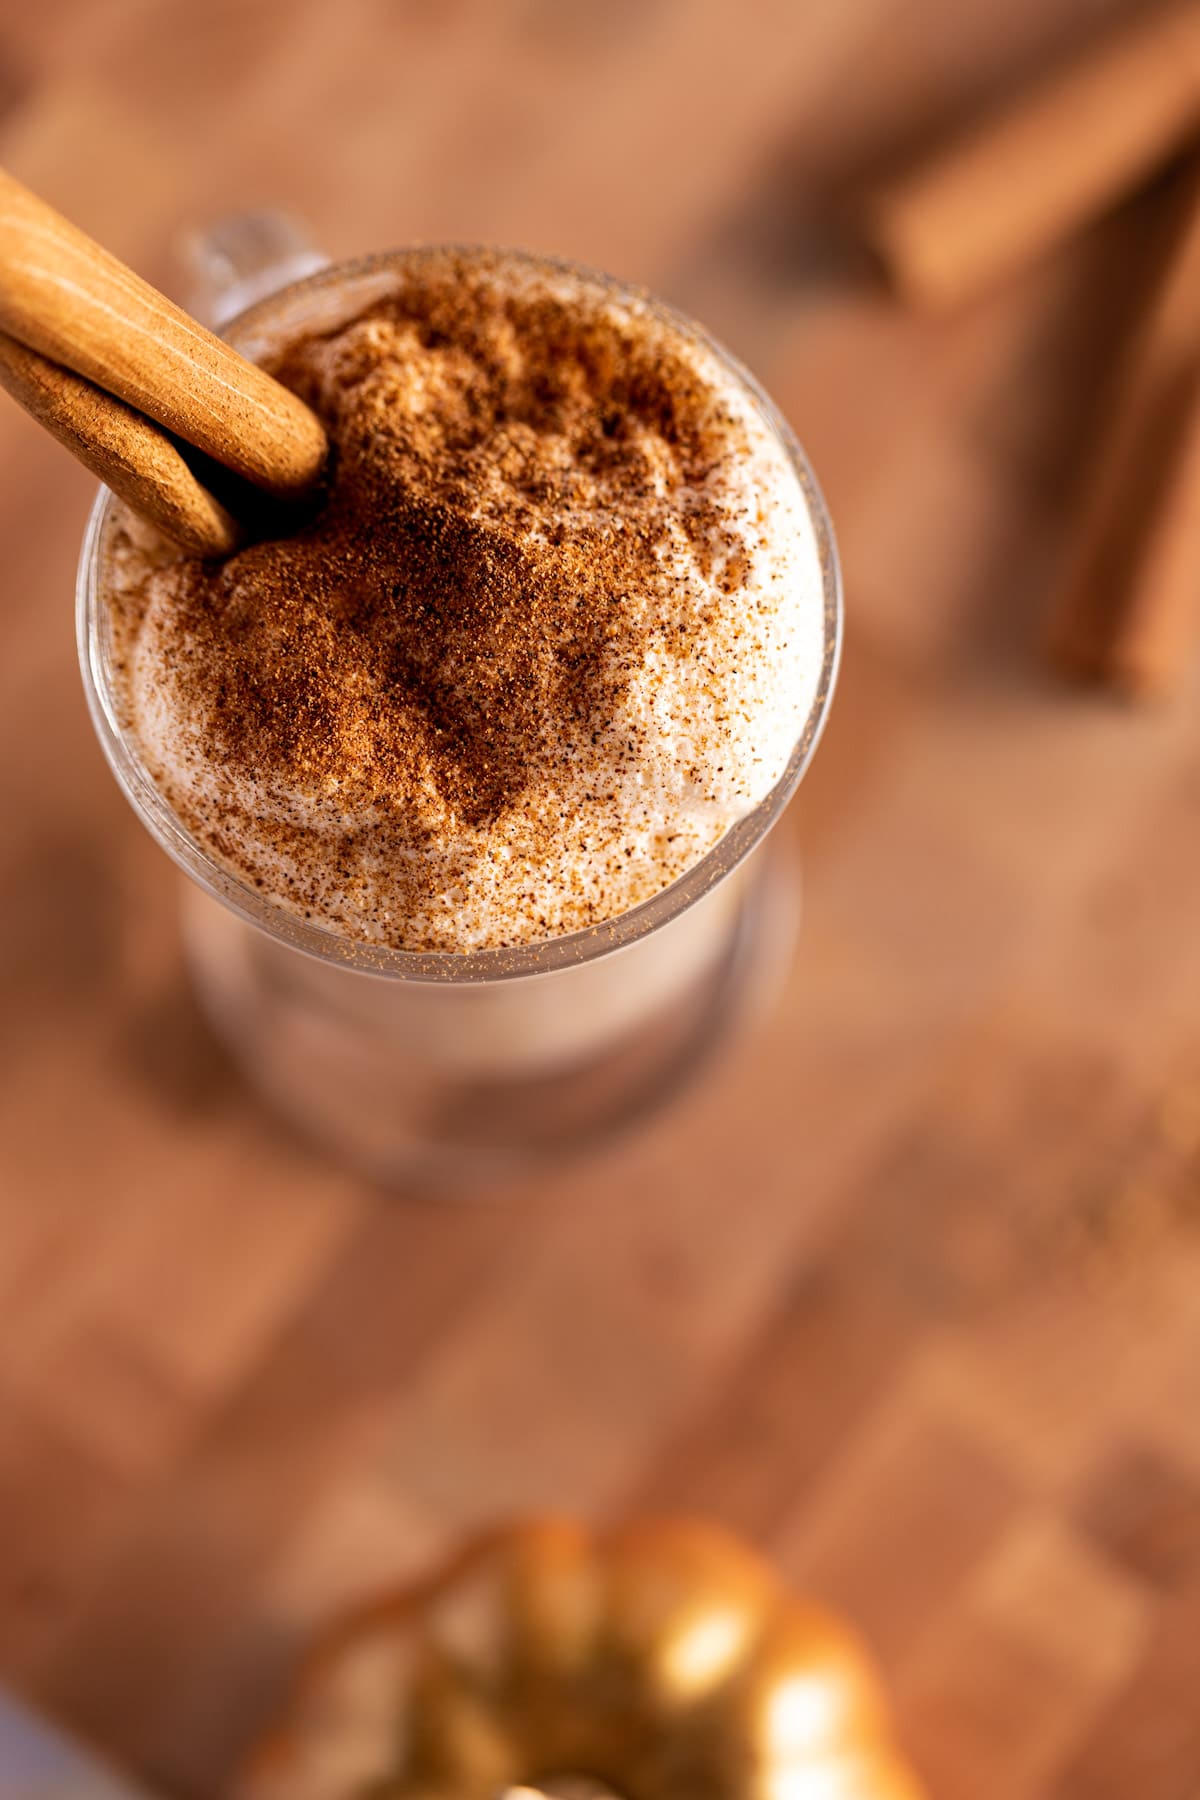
[{"x1": 180, "y1": 210, "x2": 327, "y2": 330}]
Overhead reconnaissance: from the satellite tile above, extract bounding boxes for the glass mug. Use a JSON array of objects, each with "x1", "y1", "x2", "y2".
[{"x1": 78, "y1": 218, "x2": 842, "y2": 1185}]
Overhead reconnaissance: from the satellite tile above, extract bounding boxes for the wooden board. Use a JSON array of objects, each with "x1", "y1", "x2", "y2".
[{"x1": 2, "y1": 2, "x2": 1200, "y2": 1796}]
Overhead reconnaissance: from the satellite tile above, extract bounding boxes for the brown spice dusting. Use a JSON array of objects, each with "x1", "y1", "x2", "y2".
[
  {"x1": 105, "y1": 249, "x2": 809, "y2": 950},
  {"x1": 159, "y1": 256, "x2": 729, "y2": 827}
]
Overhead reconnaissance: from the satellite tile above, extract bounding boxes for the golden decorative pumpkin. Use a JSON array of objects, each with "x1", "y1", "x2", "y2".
[{"x1": 238, "y1": 1518, "x2": 924, "y2": 1800}]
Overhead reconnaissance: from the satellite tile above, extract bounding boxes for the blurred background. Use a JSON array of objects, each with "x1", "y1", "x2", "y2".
[{"x1": 3, "y1": 1, "x2": 1200, "y2": 1797}]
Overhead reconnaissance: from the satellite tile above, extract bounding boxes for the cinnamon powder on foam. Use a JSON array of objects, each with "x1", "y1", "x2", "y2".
[{"x1": 104, "y1": 251, "x2": 823, "y2": 951}]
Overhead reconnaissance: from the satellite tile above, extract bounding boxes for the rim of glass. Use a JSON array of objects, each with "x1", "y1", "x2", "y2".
[{"x1": 78, "y1": 244, "x2": 842, "y2": 985}]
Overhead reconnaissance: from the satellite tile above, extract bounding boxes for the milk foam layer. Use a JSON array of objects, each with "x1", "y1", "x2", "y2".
[{"x1": 103, "y1": 251, "x2": 829, "y2": 952}]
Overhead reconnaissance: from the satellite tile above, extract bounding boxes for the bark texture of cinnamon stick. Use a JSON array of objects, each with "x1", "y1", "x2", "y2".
[
  {"x1": 0, "y1": 166, "x2": 327, "y2": 497},
  {"x1": 0, "y1": 330, "x2": 243, "y2": 555}
]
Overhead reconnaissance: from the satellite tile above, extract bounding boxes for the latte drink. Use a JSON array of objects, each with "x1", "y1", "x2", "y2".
[{"x1": 82, "y1": 241, "x2": 839, "y2": 1177}]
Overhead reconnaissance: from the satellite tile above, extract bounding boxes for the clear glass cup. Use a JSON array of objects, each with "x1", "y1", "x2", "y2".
[{"x1": 77, "y1": 220, "x2": 841, "y2": 1185}]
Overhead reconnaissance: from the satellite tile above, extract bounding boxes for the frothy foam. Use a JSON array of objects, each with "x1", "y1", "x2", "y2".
[{"x1": 103, "y1": 250, "x2": 828, "y2": 952}]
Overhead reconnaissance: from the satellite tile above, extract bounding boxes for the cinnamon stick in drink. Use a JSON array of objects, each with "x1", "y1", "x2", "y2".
[
  {"x1": 0, "y1": 330, "x2": 243, "y2": 555},
  {"x1": 0, "y1": 166, "x2": 327, "y2": 497},
  {"x1": 865, "y1": 0, "x2": 1200, "y2": 309},
  {"x1": 1046, "y1": 161, "x2": 1200, "y2": 697}
]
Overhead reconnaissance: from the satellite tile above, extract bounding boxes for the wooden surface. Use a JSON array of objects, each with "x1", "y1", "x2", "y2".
[{"x1": 2, "y1": 2, "x2": 1200, "y2": 1797}]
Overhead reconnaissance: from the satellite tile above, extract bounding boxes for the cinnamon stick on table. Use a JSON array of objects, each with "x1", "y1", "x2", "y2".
[
  {"x1": 1046, "y1": 162, "x2": 1200, "y2": 698},
  {"x1": 864, "y1": 0, "x2": 1200, "y2": 309}
]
